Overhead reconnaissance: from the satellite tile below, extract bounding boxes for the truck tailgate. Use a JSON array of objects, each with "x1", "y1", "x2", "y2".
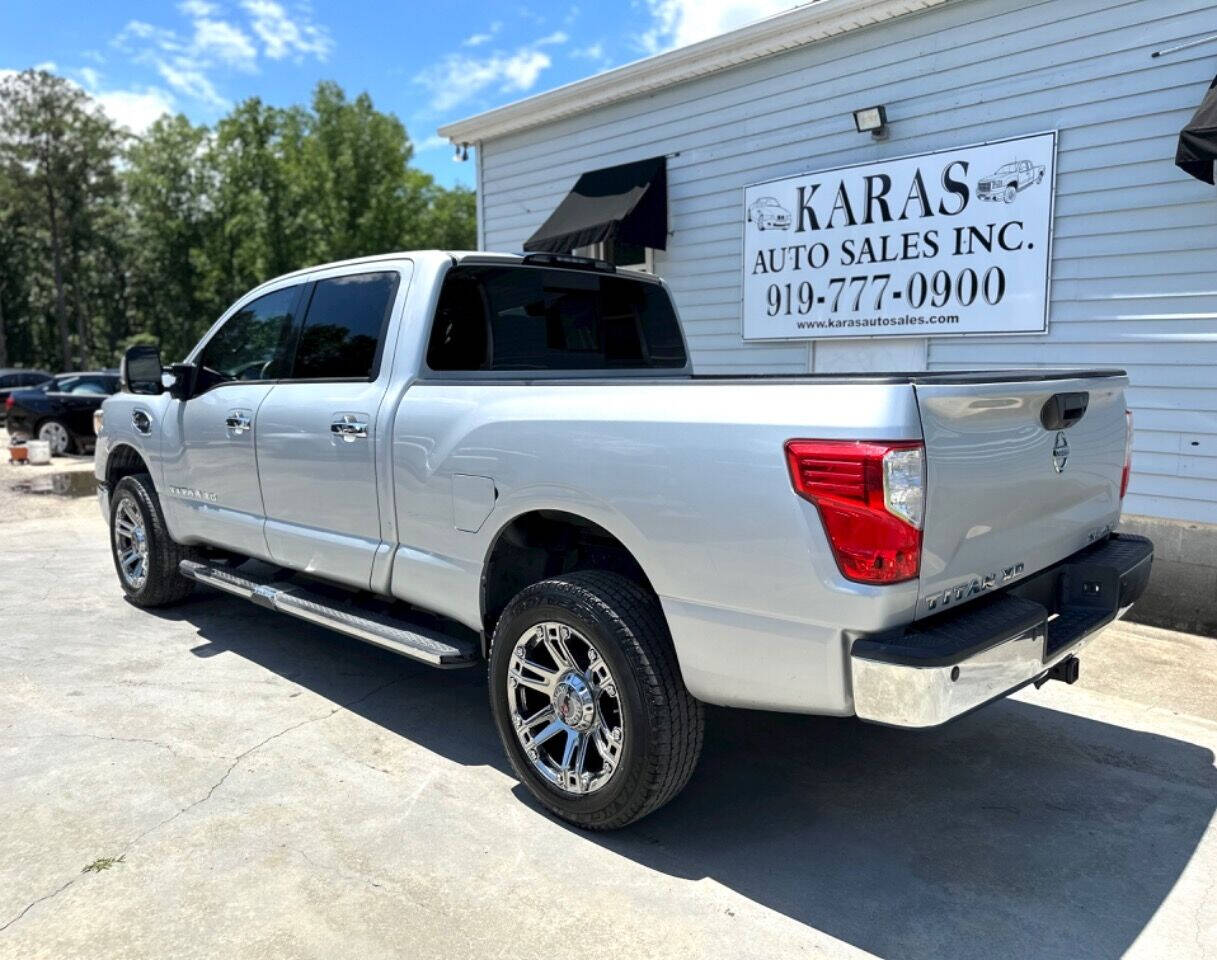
[{"x1": 913, "y1": 372, "x2": 1127, "y2": 620}]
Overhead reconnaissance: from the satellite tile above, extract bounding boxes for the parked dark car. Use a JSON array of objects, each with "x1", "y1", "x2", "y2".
[
  {"x1": 5, "y1": 370, "x2": 121, "y2": 455},
  {"x1": 0, "y1": 368, "x2": 52, "y2": 406}
]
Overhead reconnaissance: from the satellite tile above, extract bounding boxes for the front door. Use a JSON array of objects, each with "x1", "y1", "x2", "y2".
[
  {"x1": 161, "y1": 283, "x2": 305, "y2": 560},
  {"x1": 257, "y1": 267, "x2": 407, "y2": 589}
]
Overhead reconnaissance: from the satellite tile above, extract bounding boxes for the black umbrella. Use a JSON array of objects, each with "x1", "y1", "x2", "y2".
[{"x1": 1177, "y1": 72, "x2": 1217, "y2": 185}]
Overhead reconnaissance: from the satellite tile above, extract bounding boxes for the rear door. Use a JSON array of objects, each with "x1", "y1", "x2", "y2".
[
  {"x1": 256, "y1": 263, "x2": 409, "y2": 589},
  {"x1": 913, "y1": 372, "x2": 1127, "y2": 619}
]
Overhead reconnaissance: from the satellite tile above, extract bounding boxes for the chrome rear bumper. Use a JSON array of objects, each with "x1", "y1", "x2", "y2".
[{"x1": 850, "y1": 534, "x2": 1153, "y2": 728}]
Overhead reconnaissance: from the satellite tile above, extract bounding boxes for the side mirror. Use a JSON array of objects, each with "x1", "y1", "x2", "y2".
[
  {"x1": 122, "y1": 344, "x2": 164, "y2": 395},
  {"x1": 168, "y1": 363, "x2": 199, "y2": 401}
]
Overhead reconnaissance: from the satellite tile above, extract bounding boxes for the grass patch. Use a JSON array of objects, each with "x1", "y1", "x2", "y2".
[{"x1": 81, "y1": 855, "x2": 125, "y2": 874}]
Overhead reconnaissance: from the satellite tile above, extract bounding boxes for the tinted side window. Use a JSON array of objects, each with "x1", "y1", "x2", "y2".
[
  {"x1": 291, "y1": 272, "x2": 399, "y2": 380},
  {"x1": 197, "y1": 286, "x2": 300, "y2": 391},
  {"x1": 426, "y1": 266, "x2": 687, "y2": 372}
]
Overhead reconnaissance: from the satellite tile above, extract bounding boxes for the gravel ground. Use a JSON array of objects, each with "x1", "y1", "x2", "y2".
[{"x1": 1, "y1": 458, "x2": 1215, "y2": 960}]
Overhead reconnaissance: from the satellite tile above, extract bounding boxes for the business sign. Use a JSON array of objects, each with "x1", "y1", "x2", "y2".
[{"x1": 742, "y1": 131, "x2": 1057, "y2": 340}]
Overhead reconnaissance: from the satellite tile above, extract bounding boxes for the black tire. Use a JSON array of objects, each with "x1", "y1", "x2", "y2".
[
  {"x1": 489, "y1": 571, "x2": 704, "y2": 830},
  {"x1": 109, "y1": 473, "x2": 198, "y2": 607}
]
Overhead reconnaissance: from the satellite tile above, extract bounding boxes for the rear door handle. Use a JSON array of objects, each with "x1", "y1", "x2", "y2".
[
  {"x1": 331, "y1": 414, "x2": 369, "y2": 442},
  {"x1": 225, "y1": 411, "x2": 252, "y2": 436}
]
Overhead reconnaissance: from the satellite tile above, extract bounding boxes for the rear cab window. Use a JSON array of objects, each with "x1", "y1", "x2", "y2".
[{"x1": 426, "y1": 264, "x2": 687, "y2": 374}]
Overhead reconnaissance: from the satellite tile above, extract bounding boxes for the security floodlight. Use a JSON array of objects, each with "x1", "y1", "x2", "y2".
[{"x1": 853, "y1": 105, "x2": 888, "y2": 139}]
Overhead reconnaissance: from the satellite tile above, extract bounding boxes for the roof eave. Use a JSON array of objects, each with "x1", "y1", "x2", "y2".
[{"x1": 437, "y1": 0, "x2": 946, "y2": 145}]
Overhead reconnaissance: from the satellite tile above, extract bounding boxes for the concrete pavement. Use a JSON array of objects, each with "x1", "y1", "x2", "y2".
[{"x1": 1, "y1": 465, "x2": 1215, "y2": 959}]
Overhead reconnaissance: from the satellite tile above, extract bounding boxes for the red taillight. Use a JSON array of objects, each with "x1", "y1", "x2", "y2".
[
  {"x1": 785, "y1": 440, "x2": 924, "y2": 585},
  {"x1": 1120, "y1": 409, "x2": 1133, "y2": 500},
  {"x1": 4, "y1": 394, "x2": 13, "y2": 410}
]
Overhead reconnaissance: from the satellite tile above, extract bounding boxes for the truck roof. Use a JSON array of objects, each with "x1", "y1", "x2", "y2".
[{"x1": 243, "y1": 249, "x2": 662, "y2": 301}]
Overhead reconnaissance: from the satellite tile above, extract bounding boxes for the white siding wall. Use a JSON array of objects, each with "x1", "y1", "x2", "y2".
[{"x1": 477, "y1": 0, "x2": 1217, "y2": 525}]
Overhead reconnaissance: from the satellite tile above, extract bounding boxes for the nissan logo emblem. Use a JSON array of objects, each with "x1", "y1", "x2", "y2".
[{"x1": 1052, "y1": 431, "x2": 1070, "y2": 473}]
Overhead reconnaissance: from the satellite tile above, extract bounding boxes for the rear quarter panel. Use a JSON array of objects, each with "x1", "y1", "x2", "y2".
[{"x1": 388, "y1": 379, "x2": 924, "y2": 713}]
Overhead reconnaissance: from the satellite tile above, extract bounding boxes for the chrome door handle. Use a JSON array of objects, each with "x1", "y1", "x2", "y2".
[
  {"x1": 330, "y1": 415, "x2": 369, "y2": 442},
  {"x1": 225, "y1": 411, "x2": 252, "y2": 436}
]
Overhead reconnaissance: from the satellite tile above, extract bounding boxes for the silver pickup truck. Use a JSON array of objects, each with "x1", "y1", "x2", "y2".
[{"x1": 96, "y1": 250, "x2": 1152, "y2": 829}]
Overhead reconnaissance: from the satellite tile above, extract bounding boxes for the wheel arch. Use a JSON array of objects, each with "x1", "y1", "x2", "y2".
[
  {"x1": 479, "y1": 509, "x2": 659, "y2": 652},
  {"x1": 106, "y1": 442, "x2": 153, "y2": 490}
]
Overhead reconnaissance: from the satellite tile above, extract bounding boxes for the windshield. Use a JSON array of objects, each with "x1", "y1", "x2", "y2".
[{"x1": 995, "y1": 163, "x2": 1019, "y2": 174}]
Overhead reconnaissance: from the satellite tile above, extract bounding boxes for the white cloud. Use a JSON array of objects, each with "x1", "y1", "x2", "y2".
[
  {"x1": 178, "y1": 0, "x2": 218, "y2": 15},
  {"x1": 33, "y1": 60, "x2": 58, "y2": 72},
  {"x1": 192, "y1": 18, "x2": 258, "y2": 70},
  {"x1": 416, "y1": 134, "x2": 450, "y2": 152},
  {"x1": 156, "y1": 59, "x2": 226, "y2": 106},
  {"x1": 463, "y1": 21, "x2": 502, "y2": 47},
  {"x1": 571, "y1": 41, "x2": 607, "y2": 63},
  {"x1": 639, "y1": 0, "x2": 797, "y2": 53},
  {"x1": 95, "y1": 88, "x2": 176, "y2": 132},
  {"x1": 535, "y1": 31, "x2": 569, "y2": 46},
  {"x1": 415, "y1": 47, "x2": 552, "y2": 113},
  {"x1": 240, "y1": 0, "x2": 332, "y2": 61},
  {"x1": 57, "y1": 65, "x2": 177, "y2": 133},
  {"x1": 109, "y1": 1, "x2": 330, "y2": 113}
]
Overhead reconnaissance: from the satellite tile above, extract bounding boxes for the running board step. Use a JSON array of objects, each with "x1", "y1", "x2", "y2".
[{"x1": 179, "y1": 559, "x2": 478, "y2": 668}]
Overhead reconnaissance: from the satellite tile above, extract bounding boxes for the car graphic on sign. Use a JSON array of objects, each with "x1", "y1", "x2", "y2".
[
  {"x1": 977, "y1": 159, "x2": 1046, "y2": 203},
  {"x1": 746, "y1": 196, "x2": 792, "y2": 230}
]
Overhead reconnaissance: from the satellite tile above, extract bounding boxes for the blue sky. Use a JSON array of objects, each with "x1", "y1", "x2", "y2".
[{"x1": 1, "y1": 0, "x2": 794, "y2": 187}]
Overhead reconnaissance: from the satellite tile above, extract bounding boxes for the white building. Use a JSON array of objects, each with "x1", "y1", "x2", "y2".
[{"x1": 440, "y1": 0, "x2": 1217, "y2": 628}]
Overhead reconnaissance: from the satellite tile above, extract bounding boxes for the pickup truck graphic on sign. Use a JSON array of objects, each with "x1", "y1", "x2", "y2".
[
  {"x1": 746, "y1": 196, "x2": 792, "y2": 230},
  {"x1": 977, "y1": 159, "x2": 1045, "y2": 203}
]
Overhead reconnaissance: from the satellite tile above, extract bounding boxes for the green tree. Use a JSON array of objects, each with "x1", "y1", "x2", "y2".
[
  {"x1": 297, "y1": 81, "x2": 417, "y2": 261},
  {"x1": 0, "y1": 72, "x2": 477, "y2": 373},
  {"x1": 0, "y1": 69, "x2": 125, "y2": 369},
  {"x1": 0, "y1": 156, "x2": 33, "y2": 367},
  {"x1": 124, "y1": 114, "x2": 212, "y2": 362},
  {"x1": 415, "y1": 178, "x2": 476, "y2": 249}
]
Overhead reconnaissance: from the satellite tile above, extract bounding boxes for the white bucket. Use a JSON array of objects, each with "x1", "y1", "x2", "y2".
[{"x1": 25, "y1": 440, "x2": 52, "y2": 465}]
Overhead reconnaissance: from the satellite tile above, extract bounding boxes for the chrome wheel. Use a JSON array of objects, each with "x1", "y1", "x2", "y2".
[
  {"x1": 38, "y1": 420, "x2": 70, "y2": 455},
  {"x1": 113, "y1": 497, "x2": 149, "y2": 589},
  {"x1": 508, "y1": 621, "x2": 625, "y2": 795}
]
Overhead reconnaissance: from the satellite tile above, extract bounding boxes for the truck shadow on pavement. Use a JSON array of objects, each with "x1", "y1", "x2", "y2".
[{"x1": 156, "y1": 592, "x2": 1216, "y2": 960}]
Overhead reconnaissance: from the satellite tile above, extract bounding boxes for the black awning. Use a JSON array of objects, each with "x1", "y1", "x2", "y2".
[
  {"x1": 1177, "y1": 72, "x2": 1217, "y2": 185},
  {"x1": 524, "y1": 156, "x2": 667, "y2": 253}
]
